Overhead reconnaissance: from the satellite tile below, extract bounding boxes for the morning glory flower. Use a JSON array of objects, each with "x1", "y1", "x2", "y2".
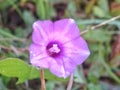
[{"x1": 29, "y1": 19, "x2": 90, "y2": 78}]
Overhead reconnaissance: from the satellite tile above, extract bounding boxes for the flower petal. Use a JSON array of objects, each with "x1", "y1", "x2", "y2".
[
  {"x1": 29, "y1": 44, "x2": 49, "y2": 68},
  {"x1": 61, "y1": 56, "x2": 76, "y2": 78},
  {"x1": 53, "y1": 19, "x2": 80, "y2": 42},
  {"x1": 32, "y1": 20, "x2": 53, "y2": 44},
  {"x1": 49, "y1": 58, "x2": 66, "y2": 78},
  {"x1": 49, "y1": 57, "x2": 76, "y2": 78},
  {"x1": 63, "y1": 37, "x2": 90, "y2": 65}
]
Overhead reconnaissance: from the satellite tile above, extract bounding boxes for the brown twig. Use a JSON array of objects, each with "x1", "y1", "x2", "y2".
[
  {"x1": 40, "y1": 69, "x2": 46, "y2": 90},
  {"x1": 80, "y1": 15, "x2": 120, "y2": 35}
]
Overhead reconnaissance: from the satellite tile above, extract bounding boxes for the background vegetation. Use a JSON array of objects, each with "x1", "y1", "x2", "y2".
[{"x1": 0, "y1": 0, "x2": 120, "y2": 90}]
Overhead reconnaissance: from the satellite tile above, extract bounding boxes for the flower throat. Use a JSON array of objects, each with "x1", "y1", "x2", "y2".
[{"x1": 46, "y1": 42, "x2": 62, "y2": 57}]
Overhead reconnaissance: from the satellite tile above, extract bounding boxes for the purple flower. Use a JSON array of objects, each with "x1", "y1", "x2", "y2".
[{"x1": 29, "y1": 19, "x2": 90, "y2": 78}]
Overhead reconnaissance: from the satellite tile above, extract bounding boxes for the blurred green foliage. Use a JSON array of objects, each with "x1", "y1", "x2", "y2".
[{"x1": 0, "y1": 0, "x2": 120, "y2": 90}]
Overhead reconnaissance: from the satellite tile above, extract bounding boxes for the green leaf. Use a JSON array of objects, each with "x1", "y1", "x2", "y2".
[
  {"x1": 88, "y1": 83, "x2": 102, "y2": 90},
  {"x1": 35, "y1": 0, "x2": 51, "y2": 19},
  {"x1": 84, "y1": 30, "x2": 112, "y2": 43},
  {"x1": 46, "y1": 81, "x2": 54, "y2": 90},
  {"x1": 44, "y1": 69, "x2": 69, "y2": 82},
  {"x1": 74, "y1": 67, "x2": 86, "y2": 83},
  {"x1": 0, "y1": 58, "x2": 68, "y2": 84},
  {"x1": 0, "y1": 58, "x2": 39, "y2": 83},
  {"x1": 93, "y1": 6, "x2": 106, "y2": 18},
  {"x1": 36, "y1": 0, "x2": 46, "y2": 19},
  {"x1": 98, "y1": 0, "x2": 109, "y2": 13},
  {"x1": 22, "y1": 10, "x2": 35, "y2": 26}
]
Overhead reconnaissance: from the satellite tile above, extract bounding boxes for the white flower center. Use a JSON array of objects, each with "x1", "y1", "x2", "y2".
[{"x1": 48, "y1": 44, "x2": 60, "y2": 54}]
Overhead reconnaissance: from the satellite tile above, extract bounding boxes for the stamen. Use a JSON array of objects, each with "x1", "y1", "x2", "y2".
[{"x1": 48, "y1": 44, "x2": 60, "y2": 53}]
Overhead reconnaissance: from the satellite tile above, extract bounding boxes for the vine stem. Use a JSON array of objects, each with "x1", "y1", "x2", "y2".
[
  {"x1": 80, "y1": 15, "x2": 120, "y2": 35},
  {"x1": 40, "y1": 69, "x2": 46, "y2": 90},
  {"x1": 66, "y1": 73, "x2": 74, "y2": 90}
]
